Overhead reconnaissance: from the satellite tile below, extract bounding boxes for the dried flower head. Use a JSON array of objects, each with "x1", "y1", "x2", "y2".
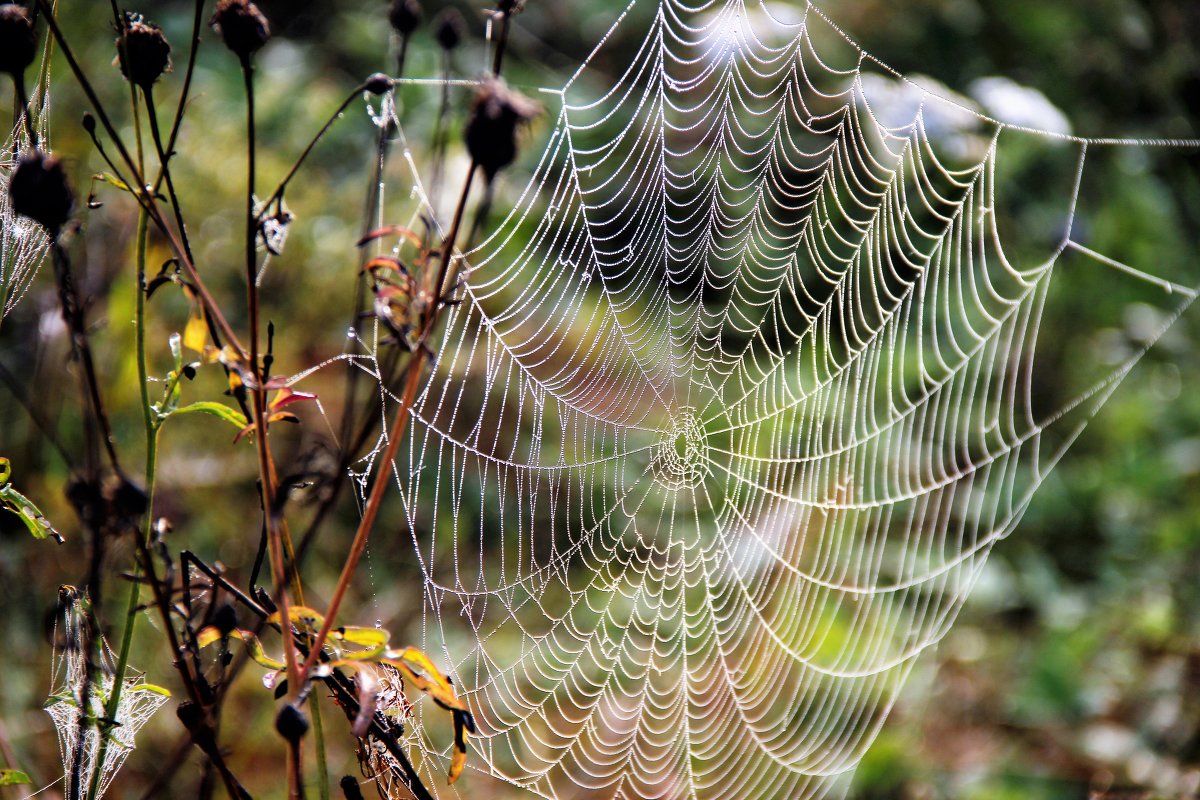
[
  {"x1": 116, "y1": 14, "x2": 172, "y2": 88},
  {"x1": 0, "y1": 3, "x2": 36, "y2": 78},
  {"x1": 388, "y1": 0, "x2": 421, "y2": 36},
  {"x1": 9, "y1": 151, "x2": 74, "y2": 235},
  {"x1": 433, "y1": 8, "x2": 464, "y2": 51},
  {"x1": 210, "y1": 0, "x2": 270, "y2": 61},
  {"x1": 465, "y1": 78, "x2": 540, "y2": 182},
  {"x1": 363, "y1": 72, "x2": 394, "y2": 96}
]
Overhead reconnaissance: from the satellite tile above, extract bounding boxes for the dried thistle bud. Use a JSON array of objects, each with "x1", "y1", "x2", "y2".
[
  {"x1": 465, "y1": 78, "x2": 539, "y2": 182},
  {"x1": 0, "y1": 3, "x2": 35, "y2": 78},
  {"x1": 9, "y1": 151, "x2": 74, "y2": 235},
  {"x1": 275, "y1": 703, "x2": 310, "y2": 743},
  {"x1": 433, "y1": 8, "x2": 464, "y2": 51},
  {"x1": 363, "y1": 72, "x2": 393, "y2": 96},
  {"x1": 388, "y1": 0, "x2": 421, "y2": 36},
  {"x1": 104, "y1": 475, "x2": 149, "y2": 531},
  {"x1": 210, "y1": 0, "x2": 270, "y2": 61},
  {"x1": 116, "y1": 14, "x2": 172, "y2": 87}
]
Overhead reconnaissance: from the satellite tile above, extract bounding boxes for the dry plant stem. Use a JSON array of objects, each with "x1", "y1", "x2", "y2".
[
  {"x1": 144, "y1": 89, "x2": 197, "y2": 264},
  {"x1": 131, "y1": 533, "x2": 252, "y2": 800},
  {"x1": 184, "y1": 554, "x2": 436, "y2": 800},
  {"x1": 11, "y1": 73, "x2": 36, "y2": 146},
  {"x1": 51, "y1": 242, "x2": 123, "y2": 476},
  {"x1": 300, "y1": 161, "x2": 478, "y2": 678},
  {"x1": 152, "y1": 0, "x2": 206, "y2": 196},
  {"x1": 303, "y1": 0, "x2": 514, "y2": 680},
  {"x1": 257, "y1": 81, "x2": 375, "y2": 219},
  {"x1": 240, "y1": 55, "x2": 303, "y2": 800},
  {"x1": 47, "y1": 235, "x2": 119, "y2": 800},
  {"x1": 492, "y1": 12, "x2": 512, "y2": 75},
  {"x1": 34, "y1": 0, "x2": 245, "y2": 357},
  {"x1": 86, "y1": 210, "x2": 153, "y2": 800}
]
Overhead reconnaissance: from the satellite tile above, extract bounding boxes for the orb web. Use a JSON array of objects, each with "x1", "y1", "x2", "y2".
[{"x1": 345, "y1": 1, "x2": 1200, "y2": 797}]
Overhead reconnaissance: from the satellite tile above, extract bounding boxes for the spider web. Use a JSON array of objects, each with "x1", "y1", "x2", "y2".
[
  {"x1": 44, "y1": 591, "x2": 169, "y2": 799},
  {"x1": 343, "y1": 1, "x2": 1200, "y2": 797},
  {"x1": 1, "y1": 75, "x2": 51, "y2": 323}
]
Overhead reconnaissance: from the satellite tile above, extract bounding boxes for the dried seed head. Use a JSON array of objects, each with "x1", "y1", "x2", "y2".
[
  {"x1": 210, "y1": 0, "x2": 270, "y2": 61},
  {"x1": 465, "y1": 78, "x2": 539, "y2": 182},
  {"x1": 496, "y1": 0, "x2": 525, "y2": 15},
  {"x1": 388, "y1": 0, "x2": 421, "y2": 36},
  {"x1": 9, "y1": 151, "x2": 74, "y2": 235},
  {"x1": 0, "y1": 3, "x2": 35, "y2": 78},
  {"x1": 81, "y1": 112, "x2": 96, "y2": 135},
  {"x1": 275, "y1": 703, "x2": 310, "y2": 743},
  {"x1": 116, "y1": 15, "x2": 172, "y2": 88},
  {"x1": 433, "y1": 8, "x2": 464, "y2": 52},
  {"x1": 104, "y1": 475, "x2": 149, "y2": 531},
  {"x1": 363, "y1": 72, "x2": 393, "y2": 96}
]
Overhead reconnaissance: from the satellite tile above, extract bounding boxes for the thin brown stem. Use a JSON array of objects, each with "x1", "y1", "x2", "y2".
[
  {"x1": 153, "y1": 0, "x2": 206, "y2": 196},
  {"x1": 300, "y1": 160, "x2": 478, "y2": 679},
  {"x1": 240, "y1": 56, "x2": 303, "y2": 800},
  {"x1": 144, "y1": 88, "x2": 196, "y2": 264},
  {"x1": 492, "y1": 12, "x2": 512, "y2": 75},
  {"x1": 34, "y1": 0, "x2": 246, "y2": 356},
  {"x1": 50, "y1": 242, "x2": 123, "y2": 476},
  {"x1": 12, "y1": 73, "x2": 36, "y2": 147},
  {"x1": 257, "y1": 80, "x2": 375, "y2": 220}
]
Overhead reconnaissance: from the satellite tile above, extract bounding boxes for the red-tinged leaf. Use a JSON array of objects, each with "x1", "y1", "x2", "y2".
[
  {"x1": 356, "y1": 225, "x2": 422, "y2": 249},
  {"x1": 269, "y1": 387, "x2": 318, "y2": 413},
  {"x1": 362, "y1": 256, "x2": 409, "y2": 276}
]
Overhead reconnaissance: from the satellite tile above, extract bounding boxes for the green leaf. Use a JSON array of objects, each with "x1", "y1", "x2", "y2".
[
  {"x1": 93, "y1": 172, "x2": 134, "y2": 194},
  {"x1": 167, "y1": 402, "x2": 248, "y2": 430},
  {"x1": 0, "y1": 769, "x2": 31, "y2": 786},
  {"x1": 1, "y1": 459, "x2": 62, "y2": 543},
  {"x1": 128, "y1": 683, "x2": 172, "y2": 697}
]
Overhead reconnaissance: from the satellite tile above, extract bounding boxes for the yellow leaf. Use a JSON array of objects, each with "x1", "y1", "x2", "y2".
[
  {"x1": 380, "y1": 646, "x2": 466, "y2": 712},
  {"x1": 197, "y1": 625, "x2": 286, "y2": 671},
  {"x1": 335, "y1": 625, "x2": 390, "y2": 649},
  {"x1": 448, "y1": 747, "x2": 467, "y2": 785},
  {"x1": 268, "y1": 605, "x2": 326, "y2": 633},
  {"x1": 182, "y1": 311, "x2": 207, "y2": 353},
  {"x1": 449, "y1": 709, "x2": 470, "y2": 784}
]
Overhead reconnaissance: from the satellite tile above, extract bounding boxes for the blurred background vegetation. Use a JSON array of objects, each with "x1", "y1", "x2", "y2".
[{"x1": 1, "y1": 1, "x2": 1198, "y2": 798}]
